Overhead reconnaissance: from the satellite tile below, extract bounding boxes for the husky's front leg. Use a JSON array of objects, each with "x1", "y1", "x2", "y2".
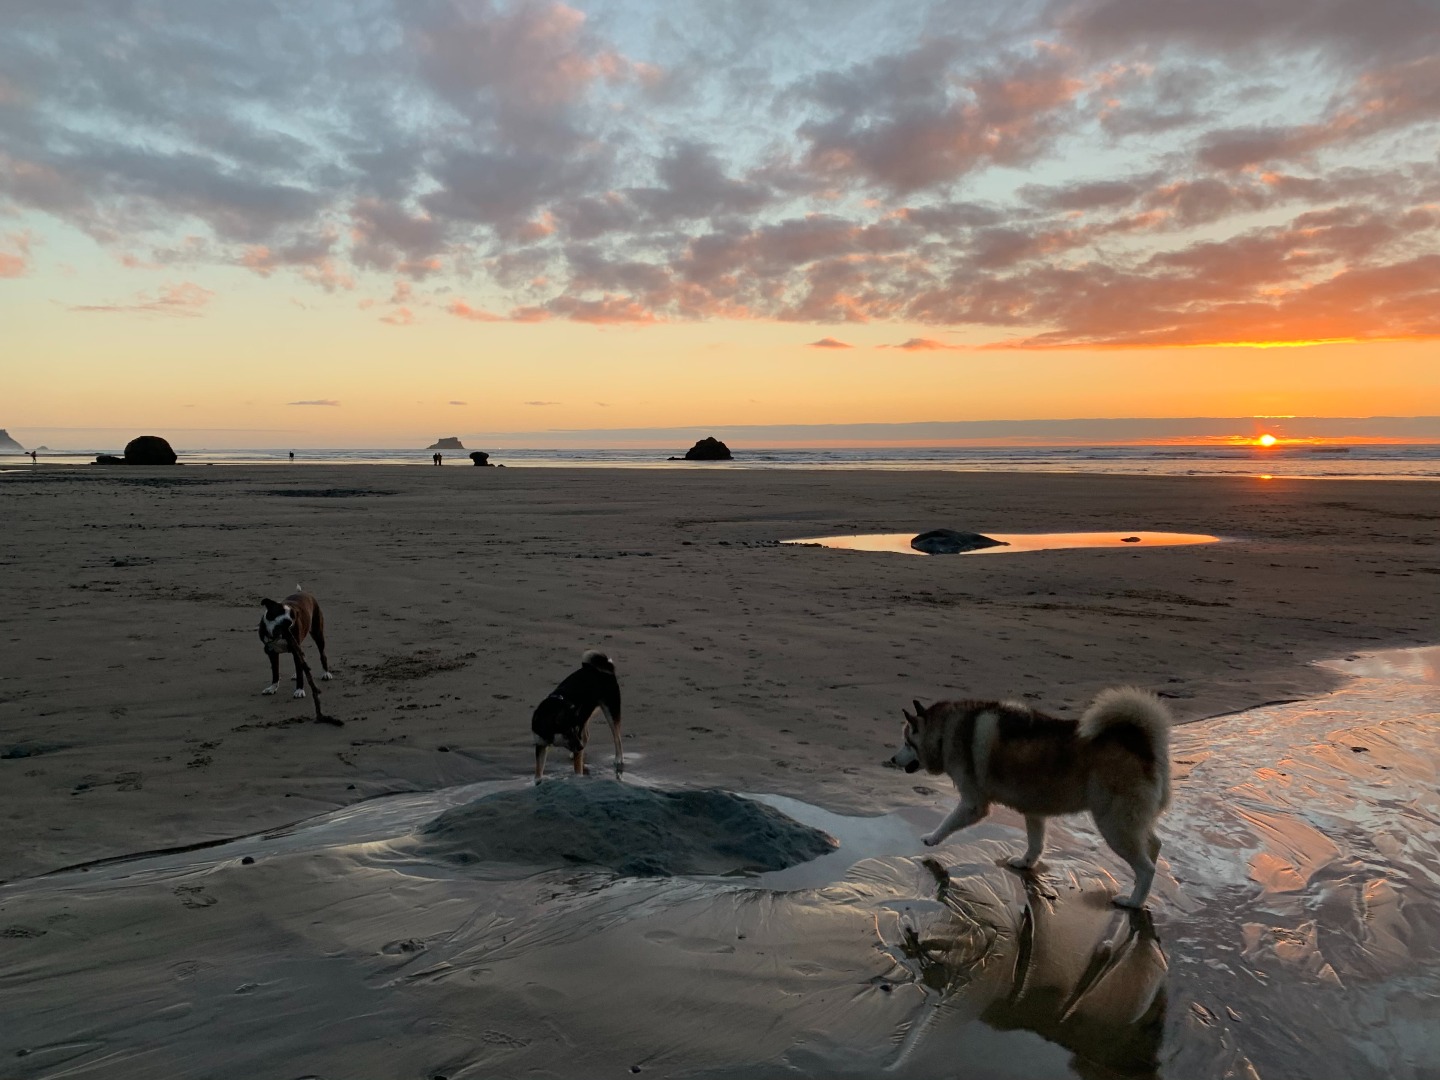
[
  {"x1": 922, "y1": 799, "x2": 987, "y2": 847},
  {"x1": 1007, "y1": 816, "x2": 1047, "y2": 869}
]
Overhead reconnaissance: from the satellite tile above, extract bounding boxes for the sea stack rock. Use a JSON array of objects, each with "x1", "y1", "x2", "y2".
[
  {"x1": 469, "y1": 451, "x2": 492, "y2": 466},
  {"x1": 121, "y1": 435, "x2": 178, "y2": 465},
  {"x1": 428, "y1": 437, "x2": 465, "y2": 450},
  {"x1": 911, "y1": 529, "x2": 1008, "y2": 555},
  {"x1": 677, "y1": 437, "x2": 733, "y2": 461},
  {"x1": 0, "y1": 429, "x2": 23, "y2": 452}
]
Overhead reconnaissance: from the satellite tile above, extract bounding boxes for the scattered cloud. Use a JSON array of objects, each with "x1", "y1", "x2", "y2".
[
  {"x1": 449, "y1": 400, "x2": 468, "y2": 406},
  {"x1": 808, "y1": 337, "x2": 853, "y2": 348},
  {"x1": 544, "y1": 294, "x2": 659, "y2": 324},
  {"x1": 448, "y1": 299, "x2": 504, "y2": 322},
  {"x1": 885, "y1": 337, "x2": 964, "y2": 350},
  {"x1": 69, "y1": 281, "x2": 215, "y2": 317},
  {"x1": 379, "y1": 306, "x2": 415, "y2": 325},
  {"x1": 288, "y1": 399, "x2": 340, "y2": 406},
  {"x1": 0, "y1": 231, "x2": 34, "y2": 277},
  {"x1": 524, "y1": 400, "x2": 560, "y2": 406}
]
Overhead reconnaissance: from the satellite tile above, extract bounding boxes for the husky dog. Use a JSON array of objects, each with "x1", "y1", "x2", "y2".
[
  {"x1": 531, "y1": 650, "x2": 623, "y2": 781},
  {"x1": 258, "y1": 587, "x2": 333, "y2": 698},
  {"x1": 888, "y1": 687, "x2": 1172, "y2": 908}
]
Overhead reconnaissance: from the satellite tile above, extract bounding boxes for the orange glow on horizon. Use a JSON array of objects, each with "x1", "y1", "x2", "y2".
[
  {"x1": 1257, "y1": 433, "x2": 1278, "y2": 447},
  {"x1": 1209, "y1": 338, "x2": 1366, "y2": 349}
]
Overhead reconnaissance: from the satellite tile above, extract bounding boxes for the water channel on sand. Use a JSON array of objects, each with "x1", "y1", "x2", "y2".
[{"x1": 1, "y1": 647, "x2": 1436, "y2": 1078}]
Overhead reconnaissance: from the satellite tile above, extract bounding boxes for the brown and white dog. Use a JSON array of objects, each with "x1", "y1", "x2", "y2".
[
  {"x1": 887, "y1": 688, "x2": 1172, "y2": 908},
  {"x1": 258, "y1": 587, "x2": 333, "y2": 698}
]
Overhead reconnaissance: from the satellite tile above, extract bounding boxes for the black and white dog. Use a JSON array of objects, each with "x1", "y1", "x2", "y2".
[
  {"x1": 258, "y1": 587, "x2": 333, "y2": 698},
  {"x1": 532, "y1": 650, "x2": 622, "y2": 780}
]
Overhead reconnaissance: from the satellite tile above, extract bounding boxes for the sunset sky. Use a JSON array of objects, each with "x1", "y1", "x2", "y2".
[{"x1": 4, "y1": 0, "x2": 1440, "y2": 448}]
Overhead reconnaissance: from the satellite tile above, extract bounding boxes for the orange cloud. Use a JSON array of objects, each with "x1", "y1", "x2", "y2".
[
  {"x1": 448, "y1": 299, "x2": 503, "y2": 321},
  {"x1": 0, "y1": 231, "x2": 33, "y2": 277},
  {"x1": 887, "y1": 337, "x2": 962, "y2": 350},
  {"x1": 70, "y1": 281, "x2": 214, "y2": 317},
  {"x1": 545, "y1": 294, "x2": 658, "y2": 324},
  {"x1": 807, "y1": 337, "x2": 853, "y2": 348}
]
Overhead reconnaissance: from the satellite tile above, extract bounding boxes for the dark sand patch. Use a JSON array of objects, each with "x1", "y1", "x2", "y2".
[
  {"x1": 414, "y1": 779, "x2": 838, "y2": 876},
  {"x1": 259, "y1": 486, "x2": 396, "y2": 498},
  {"x1": 354, "y1": 648, "x2": 475, "y2": 682},
  {"x1": 0, "y1": 742, "x2": 70, "y2": 760}
]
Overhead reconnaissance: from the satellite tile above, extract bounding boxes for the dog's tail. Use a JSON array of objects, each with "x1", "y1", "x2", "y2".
[{"x1": 1079, "y1": 686, "x2": 1172, "y2": 803}]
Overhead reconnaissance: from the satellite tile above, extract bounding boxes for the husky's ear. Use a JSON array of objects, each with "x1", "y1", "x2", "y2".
[
  {"x1": 912, "y1": 699, "x2": 927, "y2": 720},
  {"x1": 902, "y1": 707, "x2": 916, "y2": 724}
]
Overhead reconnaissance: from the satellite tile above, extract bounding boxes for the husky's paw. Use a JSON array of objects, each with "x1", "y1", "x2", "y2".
[
  {"x1": 614, "y1": 762, "x2": 625, "y2": 778},
  {"x1": 1112, "y1": 895, "x2": 1147, "y2": 910},
  {"x1": 261, "y1": 683, "x2": 279, "y2": 695},
  {"x1": 292, "y1": 688, "x2": 307, "y2": 699},
  {"x1": 921, "y1": 833, "x2": 942, "y2": 847},
  {"x1": 1006, "y1": 855, "x2": 1038, "y2": 871},
  {"x1": 320, "y1": 670, "x2": 334, "y2": 681}
]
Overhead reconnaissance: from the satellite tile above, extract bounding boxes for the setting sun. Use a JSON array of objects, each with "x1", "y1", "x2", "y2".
[{"x1": 1257, "y1": 434, "x2": 1278, "y2": 447}]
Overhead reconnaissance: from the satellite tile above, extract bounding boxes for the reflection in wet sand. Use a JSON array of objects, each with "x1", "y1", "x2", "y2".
[
  {"x1": 875, "y1": 860, "x2": 1168, "y2": 1080},
  {"x1": 1, "y1": 647, "x2": 1438, "y2": 1077},
  {"x1": 784, "y1": 531, "x2": 1223, "y2": 555}
]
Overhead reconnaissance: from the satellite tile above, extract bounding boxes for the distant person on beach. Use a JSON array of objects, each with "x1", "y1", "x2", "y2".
[
  {"x1": 28, "y1": 450, "x2": 38, "y2": 463},
  {"x1": 289, "y1": 451, "x2": 294, "y2": 461},
  {"x1": 434, "y1": 453, "x2": 443, "y2": 466}
]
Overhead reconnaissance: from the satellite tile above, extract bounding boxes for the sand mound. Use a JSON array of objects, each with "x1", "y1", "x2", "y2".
[{"x1": 416, "y1": 780, "x2": 837, "y2": 876}]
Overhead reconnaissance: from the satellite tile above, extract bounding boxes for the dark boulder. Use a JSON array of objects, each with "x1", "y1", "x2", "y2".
[
  {"x1": 96, "y1": 436, "x2": 178, "y2": 465},
  {"x1": 911, "y1": 528, "x2": 1008, "y2": 555},
  {"x1": 469, "y1": 451, "x2": 492, "y2": 466},
  {"x1": 428, "y1": 437, "x2": 465, "y2": 450},
  {"x1": 124, "y1": 435, "x2": 178, "y2": 465},
  {"x1": 676, "y1": 437, "x2": 733, "y2": 461}
]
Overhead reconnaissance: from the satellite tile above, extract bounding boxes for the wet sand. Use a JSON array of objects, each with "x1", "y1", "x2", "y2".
[
  {"x1": 3, "y1": 466, "x2": 1440, "y2": 1076},
  {"x1": 2, "y1": 649, "x2": 1438, "y2": 1077}
]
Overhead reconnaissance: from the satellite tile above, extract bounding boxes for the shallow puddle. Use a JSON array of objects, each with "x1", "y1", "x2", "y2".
[
  {"x1": 784, "y1": 531, "x2": 1223, "y2": 555},
  {"x1": 2, "y1": 647, "x2": 1437, "y2": 1078}
]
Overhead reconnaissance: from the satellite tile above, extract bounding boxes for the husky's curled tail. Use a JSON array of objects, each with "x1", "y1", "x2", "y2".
[{"x1": 1079, "y1": 686, "x2": 1172, "y2": 808}]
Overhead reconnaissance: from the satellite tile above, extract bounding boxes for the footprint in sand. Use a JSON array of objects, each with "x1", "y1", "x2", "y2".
[
  {"x1": 173, "y1": 886, "x2": 218, "y2": 909},
  {"x1": 481, "y1": 1030, "x2": 531, "y2": 1049},
  {"x1": 642, "y1": 930, "x2": 736, "y2": 954}
]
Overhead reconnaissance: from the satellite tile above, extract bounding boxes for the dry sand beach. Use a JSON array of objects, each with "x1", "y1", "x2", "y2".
[{"x1": 3, "y1": 465, "x2": 1440, "y2": 1077}]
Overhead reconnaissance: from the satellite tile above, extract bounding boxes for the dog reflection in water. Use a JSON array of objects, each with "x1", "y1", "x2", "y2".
[{"x1": 886, "y1": 861, "x2": 1167, "y2": 1079}]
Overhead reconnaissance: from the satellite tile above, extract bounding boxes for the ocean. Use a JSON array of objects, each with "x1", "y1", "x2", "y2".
[{"x1": 4, "y1": 443, "x2": 1440, "y2": 479}]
